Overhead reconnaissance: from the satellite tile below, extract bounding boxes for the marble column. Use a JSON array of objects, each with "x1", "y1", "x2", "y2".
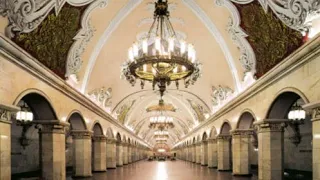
[
  {"x1": 231, "y1": 129, "x2": 253, "y2": 176},
  {"x1": 311, "y1": 107, "x2": 320, "y2": 180},
  {"x1": 0, "y1": 104, "x2": 18, "y2": 180},
  {"x1": 38, "y1": 121, "x2": 69, "y2": 180},
  {"x1": 201, "y1": 140, "x2": 208, "y2": 166},
  {"x1": 71, "y1": 130, "x2": 93, "y2": 177},
  {"x1": 217, "y1": 135, "x2": 231, "y2": 171},
  {"x1": 186, "y1": 147, "x2": 189, "y2": 161},
  {"x1": 132, "y1": 146, "x2": 136, "y2": 162},
  {"x1": 188, "y1": 146, "x2": 192, "y2": 162},
  {"x1": 116, "y1": 142, "x2": 123, "y2": 166},
  {"x1": 207, "y1": 138, "x2": 217, "y2": 168},
  {"x1": 106, "y1": 138, "x2": 117, "y2": 169},
  {"x1": 196, "y1": 143, "x2": 201, "y2": 164},
  {"x1": 192, "y1": 144, "x2": 197, "y2": 163},
  {"x1": 123, "y1": 143, "x2": 128, "y2": 165},
  {"x1": 128, "y1": 145, "x2": 132, "y2": 164},
  {"x1": 255, "y1": 120, "x2": 288, "y2": 180},
  {"x1": 92, "y1": 135, "x2": 107, "y2": 172}
]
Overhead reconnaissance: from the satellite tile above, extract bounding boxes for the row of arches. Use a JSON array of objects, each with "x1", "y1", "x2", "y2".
[{"x1": 175, "y1": 90, "x2": 313, "y2": 179}]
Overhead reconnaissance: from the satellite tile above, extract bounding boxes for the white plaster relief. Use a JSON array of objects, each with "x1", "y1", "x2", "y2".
[
  {"x1": 81, "y1": 0, "x2": 143, "y2": 93},
  {"x1": 87, "y1": 87, "x2": 112, "y2": 113},
  {"x1": 0, "y1": 0, "x2": 96, "y2": 38},
  {"x1": 230, "y1": 0, "x2": 320, "y2": 32},
  {"x1": 211, "y1": 85, "x2": 236, "y2": 112},
  {"x1": 215, "y1": 0, "x2": 256, "y2": 74},
  {"x1": 181, "y1": 0, "x2": 241, "y2": 92},
  {"x1": 66, "y1": 0, "x2": 109, "y2": 78}
]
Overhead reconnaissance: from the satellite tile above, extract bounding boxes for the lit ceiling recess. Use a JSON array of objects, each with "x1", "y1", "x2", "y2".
[{"x1": 121, "y1": 0, "x2": 201, "y2": 99}]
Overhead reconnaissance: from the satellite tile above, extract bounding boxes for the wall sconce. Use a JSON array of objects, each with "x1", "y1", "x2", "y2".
[
  {"x1": 288, "y1": 102, "x2": 306, "y2": 146},
  {"x1": 16, "y1": 101, "x2": 34, "y2": 149}
]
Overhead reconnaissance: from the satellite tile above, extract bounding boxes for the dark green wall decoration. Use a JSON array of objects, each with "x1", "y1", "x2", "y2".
[
  {"x1": 12, "y1": 4, "x2": 87, "y2": 79},
  {"x1": 234, "y1": 2, "x2": 304, "y2": 78}
]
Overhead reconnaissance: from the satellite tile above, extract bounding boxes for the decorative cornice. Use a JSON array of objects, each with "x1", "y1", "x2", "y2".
[
  {"x1": 82, "y1": 0, "x2": 143, "y2": 92},
  {"x1": 34, "y1": 120, "x2": 69, "y2": 134},
  {"x1": 106, "y1": 138, "x2": 117, "y2": 144},
  {"x1": 229, "y1": 0, "x2": 320, "y2": 32},
  {"x1": 71, "y1": 130, "x2": 93, "y2": 139},
  {"x1": 92, "y1": 135, "x2": 107, "y2": 142},
  {"x1": 0, "y1": 103, "x2": 19, "y2": 123},
  {"x1": 182, "y1": 0, "x2": 241, "y2": 91},
  {"x1": 254, "y1": 119, "x2": 290, "y2": 133},
  {"x1": 230, "y1": 129, "x2": 254, "y2": 136},
  {"x1": 215, "y1": 0, "x2": 256, "y2": 73},
  {"x1": 66, "y1": 0, "x2": 109, "y2": 77},
  {"x1": 217, "y1": 134, "x2": 232, "y2": 140}
]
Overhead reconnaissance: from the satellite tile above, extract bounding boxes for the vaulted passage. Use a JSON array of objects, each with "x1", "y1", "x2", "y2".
[{"x1": 0, "y1": 0, "x2": 319, "y2": 180}]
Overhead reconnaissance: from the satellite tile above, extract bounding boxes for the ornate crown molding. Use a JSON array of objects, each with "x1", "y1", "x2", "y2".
[
  {"x1": 66, "y1": 0, "x2": 109, "y2": 77},
  {"x1": 230, "y1": 0, "x2": 320, "y2": 32},
  {"x1": 0, "y1": 0, "x2": 96, "y2": 38},
  {"x1": 215, "y1": 0, "x2": 256, "y2": 74}
]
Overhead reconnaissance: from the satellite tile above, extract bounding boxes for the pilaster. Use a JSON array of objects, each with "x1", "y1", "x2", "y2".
[
  {"x1": 123, "y1": 143, "x2": 128, "y2": 165},
  {"x1": 231, "y1": 129, "x2": 254, "y2": 176},
  {"x1": 71, "y1": 130, "x2": 93, "y2": 177},
  {"x1": 116, "y1": 142, "x2": 123, "y2": 166},
  {"x1": 196, "y1": 142, "x2": 201, "y2": 164},
  {"x1": 106, "y1": 138, "x2": 117, "y2": 169},
  {"x1": 217, "y1": 135, "x2": 231, "y2": 171},
  {"x1": 92, "y1": 135, "x2": 107, "y2": 172},
  {"x1": 207, "y1": 138, "x2": 217, "y2": 168},
  {"x1": 128, "y1": 145, "x2": 132, "y2": 164},
  {"x1": 201, "y1": 140, "x2": 208, "y2": 166}
]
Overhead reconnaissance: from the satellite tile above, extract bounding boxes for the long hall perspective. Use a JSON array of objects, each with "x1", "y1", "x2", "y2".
[{"x1": 0, "y1": 0, "x2": 319, "y2": 179}]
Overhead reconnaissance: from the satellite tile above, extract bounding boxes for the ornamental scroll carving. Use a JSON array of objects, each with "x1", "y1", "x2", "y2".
[
  {"x1": 0, "y1": 109, "x2": 11, "y2": 121},
  {"x1": 88, "y1": 87, "x2": 112, "y2": 109},
  {"x1": 211, "y1": 85, "x2": 234, "y2": 107},
  {"x1": 229, "y1": 0, "x2": 320, "y2": 32}
]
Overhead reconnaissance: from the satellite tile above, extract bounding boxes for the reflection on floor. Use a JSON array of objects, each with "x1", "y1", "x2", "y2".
[{"x1": 68, "y1": 160, "x2": 258, "y2": 180}]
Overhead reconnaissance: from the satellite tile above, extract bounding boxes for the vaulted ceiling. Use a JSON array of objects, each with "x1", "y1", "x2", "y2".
[{"x1": 1, "y1": 0, "x2": 319, "y2": 147}]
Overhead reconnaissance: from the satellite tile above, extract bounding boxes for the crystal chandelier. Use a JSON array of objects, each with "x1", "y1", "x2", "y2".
[
  {"x1": 121, "y1": 0, "x2": 201, "y2": 98},
  {"x1": 154, "y1": 130, "x2": 170, "y2": 139},
  {"x1": 149, "y1": 115, "x2": 174, "y2": 130}
]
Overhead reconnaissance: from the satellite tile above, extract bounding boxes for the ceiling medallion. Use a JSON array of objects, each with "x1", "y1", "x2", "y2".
[{"x1": 121, "y1": 0, "x2": 201, "y2": 99}]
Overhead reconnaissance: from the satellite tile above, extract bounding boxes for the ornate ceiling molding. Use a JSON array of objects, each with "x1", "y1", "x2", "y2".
[
  {"x1": 87, "y1": 86, "x2": 112, "y2": 110},
  {"x1": 181, "y1": 0, "x2": 241, "y2": 91},
  {"x1": 230, "y1": 0, "x2": 320, "y2": 32},
  {"x1": 66, "y1": 0, "x2": 108, "y2": 78},
  {"x1": 0, "y1": 0, "x2": 96, "y2": 38},
  {"x1": 215, "y1": 0, "x2": 256, "y2": 74},
  {"x1": 81, "y1": 0, "x2": 143, "y2": 93}
]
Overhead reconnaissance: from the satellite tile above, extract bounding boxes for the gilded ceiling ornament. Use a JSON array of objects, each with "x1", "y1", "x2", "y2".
[
  {"x1": 186, "y1": 99, "x2": 208, "y2": 122},
  {"x1": 88, "y1": 87, "x2": 112, "y2": 109},
  {"x1": 229, "y1": 0, "x2": 320, "y2": 32},
  {"x1": 116, "y1": 100, "x2": 136, "y2": 124},
  {"x1": 211, "y1": 85, "x2": 234, "y2": 107},
  {"x1": 146, "y1": 99, "x2": 177, "y2": 112}
]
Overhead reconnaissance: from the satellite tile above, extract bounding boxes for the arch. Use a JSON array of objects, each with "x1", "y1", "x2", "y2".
[
  {"x1": 92, "y1": 121, "x2": 104, "y2": 136},
  {"x1": 192, "y1": 137, "x2": 196, "y2": 144},
  {"x1": 196, "y1": 134, "x2": 201, "y2": 142},
  {"x1": 220, "y1": 121, "x2": 231, "y2": 135},
  {"x1": 202, "y1": 131, "x2": 208, "y2": 141},
  {"x1": 14, "y1": 90, "x2": 58, "y2": 121},
  {"x1": 236, "y1": 110, "x2": 256, "y2": 129},
  {"x1": 67, "y1": 110, "x2": 87, "y2": 130},
  {"x1": 209, "y1": 126, "x2": 218, "y2": 138},
  {"x1": 116, "y1": 132, "x2": 122, "y2": 142},
  {"x1": 106, "y1": 127, "x2": 114, "y2": 138},
  {"x1": 266, "y1": 89, "x2": 309, "y2": 119},
  {"x1": 122, "y1": 134, "x2": 127, "y2": 142}
]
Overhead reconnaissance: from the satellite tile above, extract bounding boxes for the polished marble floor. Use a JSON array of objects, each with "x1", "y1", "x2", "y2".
[{"x1": 68, "y1": 160, "x2": 258, "y2": 180}]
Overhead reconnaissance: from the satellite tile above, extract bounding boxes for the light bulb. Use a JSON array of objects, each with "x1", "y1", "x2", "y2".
[
  {"x1": 143, "y1": 39, "x2": 148, "y2": 54},
  {"x1": 133, "y1": 42, "x2": 139, "y2": 57},
  {"x1": 188, "y1": 44, "x2": 194, "y2": 60},
  {"x1": 173, "y1": 67, "x2": 178, "y2": 73},
  {"x1": 143, "y1": 64, "x2": 147, "y2": 72},
  {"x1": 128, "y1": 47, "x2": 134, "y2": 62},
  {"x1": 152, "y1": 68, "x2": 157, "y2": 75},
  {"x1": 168, "y1": 37, "x2": 175, "y2": 52},
  {"x1": 182, "y1": 66, "x2": 186, "y2": 71},
  {"x1": 155, "y1": 36, "x2": 161, "y2": 52},
  {"x1": 180, "y1": 40, "x2": 186, "y2": 54}
]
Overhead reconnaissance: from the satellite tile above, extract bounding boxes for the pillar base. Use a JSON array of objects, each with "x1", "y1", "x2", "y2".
[
  {"x1": 72, "y1": 175, "x2": 92, "y2": 178},
  {"x1": 208, "y1": 166, "x2": 217, "y2": 169},
  {"x1": 218, "y1": 169, "x2": 232, "y2": 172},
  {"x1": 107, "y1": 167, "x2": 117, "y2": 169},
  {"x1": 232, "y1": 173, "x2": 252, "y2": 177}
]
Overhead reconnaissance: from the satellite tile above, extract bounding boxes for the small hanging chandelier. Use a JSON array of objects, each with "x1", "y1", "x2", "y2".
[
  {"x1": 154, "y1": 130, "x2": 170, "y2": 139},
  {"x1": 121, "y1": 0, "x2": 201, "y2": 98},
  {"x1": 149, "y1": 115, "x2": 174, "y2": 130}
]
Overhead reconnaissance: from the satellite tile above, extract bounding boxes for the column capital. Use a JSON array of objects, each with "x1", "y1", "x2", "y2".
[
  {"x1": 92, "y1": 135, "x2": 107, "y2": 142},
  {"x1": 0, "y1": 103, "x2": 19, "y2": 123},
  {"x1": 217, "y1": 134, "x2": 231, "y2": 140},
  {"x1": 254, "y1": 119, "x2": 289, "y2": 133},
  {"x1": 303, "y1": 101, "x2": 320, "y2": 120},
  {"x1": 201, "y1": 140, "x2": 208, "y2": 145},
  {"x1": 207, "y1": 138, "x2": 217, "y2": 143},
  {"x1": 36, "y1": 120, "x2": 69, "y2": 134},
  {"x1": 106, "y1": 138, "x2": 117, "y2": 144},
  {"x1": 71, "y1": 130, "x2": 93, "y2": 139},
  {"x1": 230, "y1": 129, "x2": 254, "y2": 136}
]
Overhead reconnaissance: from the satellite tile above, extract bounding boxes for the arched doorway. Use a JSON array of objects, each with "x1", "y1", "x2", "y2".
[
  {"x1": 67, "y1": 111, "x2": 92, "y2": 177},
  {"x1": 92, "y1": 122, "x2": 106, "y2": 172},
  {"x1": 11, "y1": 92, "x2": 60, "y2": 179},
  {"x1": 217, "y1": 122, "x2": 232, "y2": 171},
  {"x1": 261, "y1": 91, "x2": 312, "y2": 179}
]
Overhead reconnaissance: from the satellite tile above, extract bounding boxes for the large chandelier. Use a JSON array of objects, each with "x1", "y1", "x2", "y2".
[
  {"x1": 154, "y1": 130, "x2": 170, "y2": 139},
  {"x1": 149, "y1": 115, "x2": 174, "y2": 130},
  {"x1": 121, "y1": 0, "x2": 201, "y2": 98}
]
